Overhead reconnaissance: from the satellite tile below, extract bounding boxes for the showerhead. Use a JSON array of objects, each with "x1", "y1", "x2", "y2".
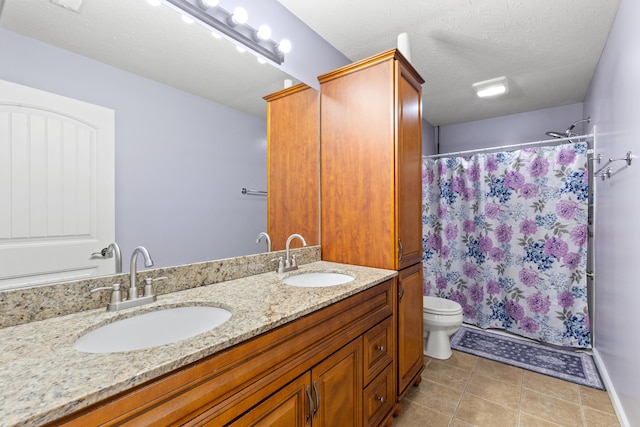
[
  {"x1": 545, "y1": 118, "x2": 590, "y2": 141},
  {"x1": 545, "y1": 131, "x2": 568, "y2": 139}
]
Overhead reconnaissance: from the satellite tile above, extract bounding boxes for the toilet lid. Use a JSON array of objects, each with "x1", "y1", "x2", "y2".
[{"x1": 423, "y1": 296, "x2": 462, "y2": 313}]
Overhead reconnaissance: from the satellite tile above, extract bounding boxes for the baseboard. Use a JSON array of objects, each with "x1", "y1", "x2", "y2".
[{"x1": 592, "y1": 347, "x2": 630, "y2": 427}]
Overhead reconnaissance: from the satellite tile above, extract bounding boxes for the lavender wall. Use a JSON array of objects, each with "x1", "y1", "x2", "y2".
[
  {"x1": 437, "y1": 103, "x2": 584, "y2": 152},
  {"x1": 0, "y1": 28, "x2": 269, "y2": 270},
  {"x1": 583, "y1": 0, "x2": 640, "y2": 424},
  {"x1": 422, "y1": 119, "x2": 436, "y2": 155}
]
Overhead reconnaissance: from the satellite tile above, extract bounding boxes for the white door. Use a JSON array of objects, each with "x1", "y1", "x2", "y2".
[{"x1": 0, "y1": 80, "x2": 115, "y2": 290}]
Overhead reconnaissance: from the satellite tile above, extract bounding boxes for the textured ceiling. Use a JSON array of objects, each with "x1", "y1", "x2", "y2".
[
  {"x1": 0, "y1": 0, "x2": 621, "y2": 125},
  {"x1": 278, "y1": 0, "x2": 620, "y2": 125}
]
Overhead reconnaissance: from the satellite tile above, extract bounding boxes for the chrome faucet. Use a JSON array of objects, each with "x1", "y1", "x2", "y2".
[
  {"x1": 256, "y1": 232, "x2": 272, "y2": 252},
  {"x1": 282, "y1": 233, "x2": 307, "y2": 272},
  {"x1": 129, "y1": 246, "x2": 154, "y2": 300},
  {"x1": 90, "y1": 246, "x2": 165, "y2": 311},
  {"x1": 108, "y1": 242, "x2": 122, "y2": 273},
  {"x1": 92, "y1": 242, "x2": 123, "y2": 273}
]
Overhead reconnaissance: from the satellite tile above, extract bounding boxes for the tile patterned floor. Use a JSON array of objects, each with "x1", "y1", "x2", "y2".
[{"x1": 393, "y1": 350, "x2": 620, "y2": 427}]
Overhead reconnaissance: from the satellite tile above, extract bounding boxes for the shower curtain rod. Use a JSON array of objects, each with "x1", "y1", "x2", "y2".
[{"x1": 423, "y1": 133, "x2": 594, "y2": 159}]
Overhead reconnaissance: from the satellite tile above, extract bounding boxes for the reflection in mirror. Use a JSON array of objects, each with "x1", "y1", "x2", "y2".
[{"x1": 0, "y1": 0, "x2": 297, "y2": 289}]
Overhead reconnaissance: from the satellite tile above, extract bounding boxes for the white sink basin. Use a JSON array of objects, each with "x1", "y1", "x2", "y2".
[
  {"x1": 73, "y1": 306, "x2": 232, "y2": 353},
  {"x1": 282, "y1": 272, "x2": 354, "y2": 288}
]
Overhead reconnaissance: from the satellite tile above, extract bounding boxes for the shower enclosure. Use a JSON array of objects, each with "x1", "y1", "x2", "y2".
[{"x1": 422, "y1": 131, "x2": 593, "y2": 348}]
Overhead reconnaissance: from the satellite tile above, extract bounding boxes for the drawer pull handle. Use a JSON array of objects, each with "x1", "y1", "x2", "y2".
[
  {"x1": 305, "y1": 386, "x2": 314, "y2": 424},
  {"x1": 376, "y1": 396, "x2": 386, "y2": 403},
  {"x1": 313, "y1": 380, "x2": 320, "y2": 419},
  {"x1": 376, "y1": 345, "x2": 385, "y2": 352}
]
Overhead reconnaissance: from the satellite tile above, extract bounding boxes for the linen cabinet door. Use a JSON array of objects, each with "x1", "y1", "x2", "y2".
[
  {"x1": 397, "y1": 263, "x2": 424, "y2": 398},
  {"x1": 311, "y1": 337, "x2": 363, "y2": 427},
  {"x1": 395, "y1": 65, "x2": 424, "y2": 271},
  {"x1": 227, "y1": 373, "x2": 311, "y2": 427}
]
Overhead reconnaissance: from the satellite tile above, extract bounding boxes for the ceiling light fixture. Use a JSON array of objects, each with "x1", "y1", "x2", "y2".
[
  {"x1": 161, "y1": 0, "x2": 286, "y2": 65},
  {"x1": 472, "y1": 76, "x2": 509, "y2": 98}
]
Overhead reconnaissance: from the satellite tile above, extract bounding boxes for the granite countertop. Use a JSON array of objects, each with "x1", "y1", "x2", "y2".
[{"x1": 0, "y1": 261, "x2": 397, "y2": 427}]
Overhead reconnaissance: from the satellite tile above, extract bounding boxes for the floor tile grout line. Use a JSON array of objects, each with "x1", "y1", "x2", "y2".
[
  {"x1": 517, "y1": 367, "x2": 524, "y2": 426},
  {"x1": 448, "y1": 354, "x2": 481, "y2": 426}
]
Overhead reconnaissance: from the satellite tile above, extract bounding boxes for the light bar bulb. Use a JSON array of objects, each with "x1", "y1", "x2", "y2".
[
  {"x1": 256, "y1": 24, "x2": 272, "y2": 41},
  {"x1": 231, "y1": 7, "x2": 248, "y2": 25},
  {"x1": 278, "y1": 39, "x2": 292, "y2": 54}
]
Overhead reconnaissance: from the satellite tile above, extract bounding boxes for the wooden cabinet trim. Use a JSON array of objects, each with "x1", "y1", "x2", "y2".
[
  {"x1": 263, "y1": 82, "x2": 312, "y2": 102},
  {"x1": 318, "y1": 48, "x2": 423, "y2": 87}
]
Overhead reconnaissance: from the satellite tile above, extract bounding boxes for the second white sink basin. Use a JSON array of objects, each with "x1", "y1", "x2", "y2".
[
  {"x1": 282, "y1": 272, "x2": 354, "y2": 288},
  {"x1": 73, "y1": 305, "x2": 232, "y2": 353}
]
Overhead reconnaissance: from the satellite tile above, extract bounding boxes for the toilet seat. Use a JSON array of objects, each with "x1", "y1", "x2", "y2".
[{"x1": 423, "y1": 296, "x2": 462, "y2": 314}]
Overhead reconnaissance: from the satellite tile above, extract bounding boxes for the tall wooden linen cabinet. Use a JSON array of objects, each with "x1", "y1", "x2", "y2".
[
  {"x1": 319, "y1": 49, "x2": 425, "y2": 414},
  {"x1": 264, "y1": 83, "x2": 320, "y2": 250}
]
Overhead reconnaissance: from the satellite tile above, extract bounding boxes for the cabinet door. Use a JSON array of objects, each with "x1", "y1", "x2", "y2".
[
  {"x1": 397, "y1": 263, "x2": 424, "y2": 398},
  {"x1": 227, "y1": 373, "x2": 311, "y2": 427},
  {"x1": 396, "y1": 65, "x2": 424, "y2": 270},
  {"x1": 311, "y1": 337, "x2": 363, "y2": 427}
]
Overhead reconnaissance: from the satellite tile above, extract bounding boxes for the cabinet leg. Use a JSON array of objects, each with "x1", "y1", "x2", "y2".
[
  {"x1": 413, "y1": 375, "x2": 422, "y2": 387},
  {"x1": 393, "y1": 402, "x2": 402, "y2": 417}
]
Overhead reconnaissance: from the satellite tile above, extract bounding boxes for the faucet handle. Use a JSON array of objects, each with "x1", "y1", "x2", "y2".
[
  {"x1": 271, "y1": 257, "x2": 284, "y2": 273},
  {"x1": 91, "y1": 283, "x2": 122, "y2": 305},
  {"x1": 143, "y1": 276, "x2": 167, "y2": 297},
  {"x1": 291, "y1": 254, "x2": 297, "y2": 267}
]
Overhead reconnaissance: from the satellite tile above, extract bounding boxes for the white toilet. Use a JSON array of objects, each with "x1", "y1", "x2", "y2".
[{"x1": 423, "y1": 296, "x2": 464, "y2": 359}]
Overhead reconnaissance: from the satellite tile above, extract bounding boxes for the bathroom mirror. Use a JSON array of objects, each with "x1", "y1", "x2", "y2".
[{"x1": 0, "y1": 0, "x2": 306, "y2": 288}]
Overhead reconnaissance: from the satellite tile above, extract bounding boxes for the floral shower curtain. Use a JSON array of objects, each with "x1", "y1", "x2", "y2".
[{"x1": 422, "y1": 142, "x2": 591, "y2": 348}]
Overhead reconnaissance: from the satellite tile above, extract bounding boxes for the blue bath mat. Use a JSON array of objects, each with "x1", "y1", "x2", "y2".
[{"x1": 450, "y1": 326, "x2": 604, "y2": 390}]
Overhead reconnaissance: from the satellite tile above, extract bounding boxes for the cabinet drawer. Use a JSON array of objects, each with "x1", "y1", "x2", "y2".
[
  {"x1": 363, "y1": 316, "x2": 393, "y2": 386},
  {"x1": 363, "y1": 364, "x2": 394, "y2": 427}
]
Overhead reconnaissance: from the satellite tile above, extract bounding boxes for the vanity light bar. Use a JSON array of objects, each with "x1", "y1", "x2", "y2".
[{"x1": 162, "y1": 0, "x2": 286, "y2": 65}]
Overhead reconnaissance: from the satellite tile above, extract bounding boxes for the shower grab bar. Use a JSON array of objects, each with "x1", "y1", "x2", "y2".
[{"x1": 242, "y1": 188, "x2": 267, "y2": 196}]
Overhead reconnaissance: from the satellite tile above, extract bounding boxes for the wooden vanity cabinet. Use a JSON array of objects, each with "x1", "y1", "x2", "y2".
[
  {"x1": 318, "y1": 48, "x2": 425, "y2": 415},
  {"x1": 45, "y1": 280, "x2": 394, "y2": 427},
  {"x1": 263, "y1": 84, "x2": 320, "y2": 251}
]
